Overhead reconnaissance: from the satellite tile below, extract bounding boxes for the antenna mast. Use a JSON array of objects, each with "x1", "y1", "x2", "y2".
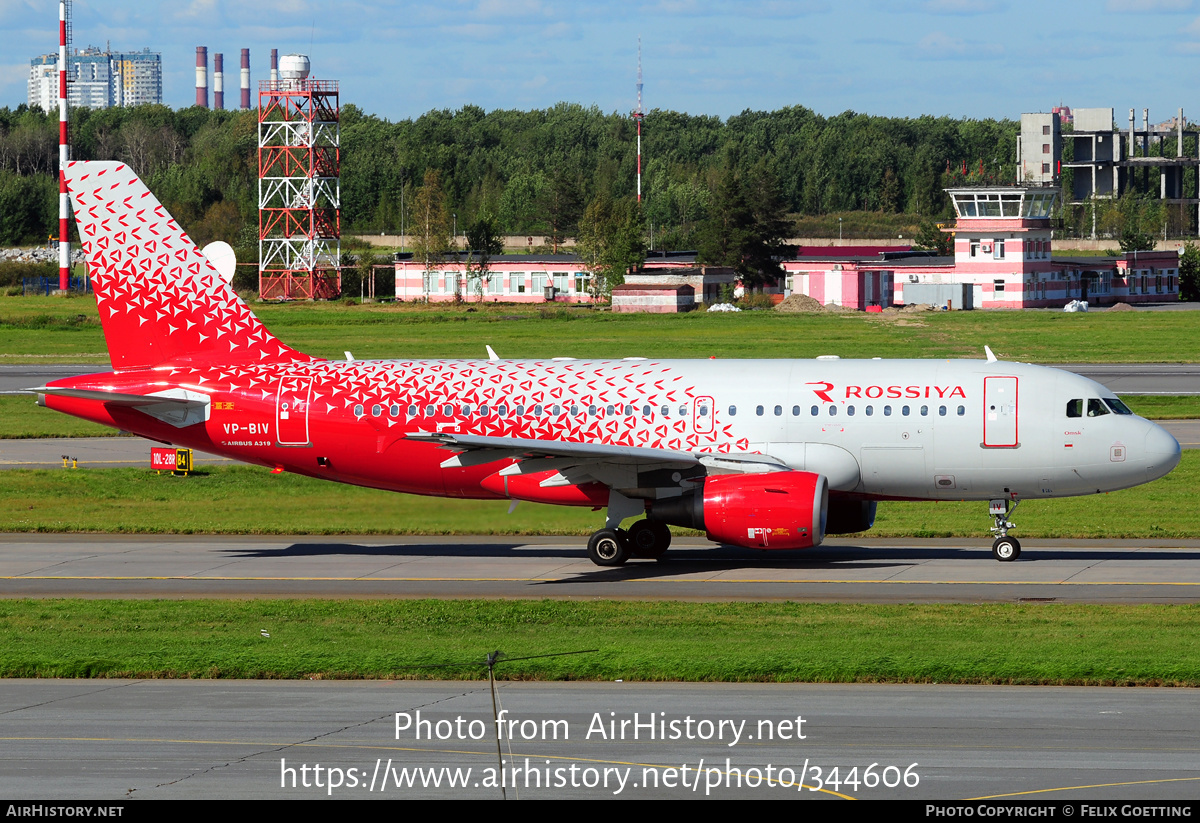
[
  {"x1": 634, "y1": 37, "x2": 644, "y2": 203},
  {"x1": 58, "y1": 0, "x2": 72, "y2": 291}
]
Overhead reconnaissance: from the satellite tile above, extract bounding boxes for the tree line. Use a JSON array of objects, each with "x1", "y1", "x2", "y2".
[{"x1": 0, "y1": 101, "x2": 1020, "y2": 288}]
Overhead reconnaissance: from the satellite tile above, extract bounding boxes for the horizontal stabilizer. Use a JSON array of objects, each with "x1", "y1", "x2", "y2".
[{"x1": 31, "y1": 386, "x2": 210, "y2": 429}]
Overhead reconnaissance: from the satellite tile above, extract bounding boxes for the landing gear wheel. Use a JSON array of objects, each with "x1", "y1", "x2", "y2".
[
  {"x1": 992, "y1": 536, "x2": 1021, "y2": 562},
  {"x1": 588, "y1": 528, "x2": 631, "y2": 567},
  {"x1": 628, "y1": 520, "x2": 672, "y2": 559}
]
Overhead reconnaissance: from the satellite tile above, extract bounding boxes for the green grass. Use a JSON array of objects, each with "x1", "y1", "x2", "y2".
[
  {"x1": 1, "y1": 599, "x2": 1198, "y2": 684},
  {"x1": 0, "y1": 395, "x2": 127, "y2": 438},
  {"x1": 0, "y1": 452, "x2": 1197, "y2": 537},
  {"x1": 1121, "y1": 395, "x2": 1200, "y2": 419},
  {"x1": 5, "y1": 294, "x2": 1200, "y2": 364}
]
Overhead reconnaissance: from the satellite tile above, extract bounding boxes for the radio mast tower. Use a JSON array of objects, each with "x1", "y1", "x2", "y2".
[{"x1": 634, "y1": 37, "x2": 644, "y2": 203}]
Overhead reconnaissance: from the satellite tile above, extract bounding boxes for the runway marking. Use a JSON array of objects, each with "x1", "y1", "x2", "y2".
[
  {"x1": 0, "y1": 736, "x2": 854, "y2": 798},
  {"x1": 969, "y1": 775, "x2": 1200, "y2": 799}
]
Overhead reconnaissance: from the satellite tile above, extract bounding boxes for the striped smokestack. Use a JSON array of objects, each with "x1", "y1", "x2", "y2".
[
  {"x1": 240, "y1": 48, "x2": 250, "y2": 109},
  {"x1": 195, "y1": 46, "x2": 208, "y2": 108},
  {"x1": 213, "y1": 52, "x2": 224, "y2": 110},
  {"x1": 270, "y1": 48, "x2": 278, "y2": 86}
]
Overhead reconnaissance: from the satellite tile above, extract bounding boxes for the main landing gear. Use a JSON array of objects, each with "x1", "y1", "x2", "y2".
[
  {"x1": 586, "y1": 520, "x2": 673, "y2": 567},
  {"x1": 989, "y1": 498, "x2": 1021, "y2": 562}
]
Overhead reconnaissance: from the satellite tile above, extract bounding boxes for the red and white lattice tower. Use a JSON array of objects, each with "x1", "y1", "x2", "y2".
[{"x1": 257, "y1": 55, "x2": 340, "y2": 300}]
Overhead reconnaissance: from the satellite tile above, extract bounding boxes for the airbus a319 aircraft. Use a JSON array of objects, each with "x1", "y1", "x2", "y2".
[{"x1": 27, "y1": 162, "x2": 1182, "y2": 566}]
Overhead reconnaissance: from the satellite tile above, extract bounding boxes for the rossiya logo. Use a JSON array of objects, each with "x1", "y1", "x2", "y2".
[{"x1": 808, "y1": 382, "x2": 967, "y2": 402}]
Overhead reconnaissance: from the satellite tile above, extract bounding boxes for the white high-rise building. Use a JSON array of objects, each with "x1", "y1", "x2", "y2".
[{"x1": 28, "y1": 47, "x2": 162, "y2": 112}]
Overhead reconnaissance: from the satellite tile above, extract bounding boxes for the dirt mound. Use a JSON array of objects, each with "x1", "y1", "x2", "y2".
[
  {"x1": 900, "y1": 302, "x2": 936, "y2": 313},
  {"x1": 774, "y1": 294, "x2": 823, "y2": 313},
  {"x1": 1106, "y1": 302, "x2": 1137, "y2": 312}
]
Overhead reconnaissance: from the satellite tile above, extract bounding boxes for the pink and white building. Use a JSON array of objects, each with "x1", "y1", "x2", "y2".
[
  {"x1": 781, "y1": 187, "x2": 1179, "y2": 309},
  {"x1": 394, "y1": 253, "x2": 706, "y2": 304}
]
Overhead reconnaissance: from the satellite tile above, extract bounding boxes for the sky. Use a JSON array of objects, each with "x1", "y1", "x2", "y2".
[{"x1": 2, "y1": 0, "x2": 1200, "y2": 123}]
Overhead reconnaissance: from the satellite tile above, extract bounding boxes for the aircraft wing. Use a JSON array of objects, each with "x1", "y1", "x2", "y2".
[{"x1": 406, "y1": 431, "x2": 792, "y2": 474}]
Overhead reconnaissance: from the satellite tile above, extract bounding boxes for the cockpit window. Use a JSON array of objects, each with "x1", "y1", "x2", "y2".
[
  {"x1": 1104, "y1": 398, "x2": 1134, "y2": 415},
  {"x1": 1087, "y1": 398, "x2": 1110, "y2": 417},
  {"x1": 1066, "y1": 399, "x2": 1082, "y2": 418}
]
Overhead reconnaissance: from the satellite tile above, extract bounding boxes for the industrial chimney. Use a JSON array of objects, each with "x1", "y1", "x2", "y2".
[
  {"x1": 240, "y1": 48, "x2": 250, "y2": 109},
  {"x1": 195, "y1": 46, "x2": 208, "y2": 108},
  {"x1": 213, "y1": 53, "x2": 224, "y2": 110}
]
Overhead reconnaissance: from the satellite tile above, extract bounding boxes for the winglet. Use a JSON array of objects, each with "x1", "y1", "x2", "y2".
[{"x1": 984, "y1": 345, "x2": 998, "y2": 363}]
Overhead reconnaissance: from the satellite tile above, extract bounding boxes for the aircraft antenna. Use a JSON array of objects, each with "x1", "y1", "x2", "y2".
[{"x1": 633, "y1": 37, "x2": 644, "y2": 203}]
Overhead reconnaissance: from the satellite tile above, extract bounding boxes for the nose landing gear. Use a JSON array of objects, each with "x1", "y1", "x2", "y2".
[{"x1": 989, "y1": 498, "x2": 1021, "y2": 561}]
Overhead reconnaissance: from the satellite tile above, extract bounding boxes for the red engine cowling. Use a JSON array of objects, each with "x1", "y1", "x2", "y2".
[{"x1": 651, "y1": 471, "x2": 829, "y2": 550}]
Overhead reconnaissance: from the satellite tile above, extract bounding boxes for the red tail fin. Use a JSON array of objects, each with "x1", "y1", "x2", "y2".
[{"x1": 66, "y1": 161, "x2": 310, "y2": 370}]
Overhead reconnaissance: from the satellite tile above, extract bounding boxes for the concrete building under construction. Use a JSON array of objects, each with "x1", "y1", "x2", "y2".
[{"x1": 1018, "y1": 106, "x2": 1200, "y2": 238}]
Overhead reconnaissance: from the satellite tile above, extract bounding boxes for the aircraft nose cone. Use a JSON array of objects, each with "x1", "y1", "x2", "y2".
[{"x1": 1144, "y1": 422, "x2": 1181, "y2": 482}]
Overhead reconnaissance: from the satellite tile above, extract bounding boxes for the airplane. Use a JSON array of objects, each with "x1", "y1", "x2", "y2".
[{"x1": 24, "y1": 161, "x2": 1182, "y2": 566}]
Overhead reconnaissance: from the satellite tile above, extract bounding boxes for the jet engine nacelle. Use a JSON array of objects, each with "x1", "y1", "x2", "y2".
[{"x1": 650, "y1": 471, "x2": 829, "y2": 550}]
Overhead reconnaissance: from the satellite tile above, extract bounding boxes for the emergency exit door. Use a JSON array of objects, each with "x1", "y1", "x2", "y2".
[{"x1": 982, "y1": 376, "x2": 1018, "y2": 448}]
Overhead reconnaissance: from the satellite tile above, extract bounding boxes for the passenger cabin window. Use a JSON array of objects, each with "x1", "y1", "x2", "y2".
[
  {"x1": 355, "y1": 404, "x2": 364, "y2": 417},
  {"x1": 810, "y1": 405, "x2": 819, "y2": 416},
  {"x1": 756, "y1": 405, "x2": 764, "y2": 416},
  {"x1": 1066, "y1": 399, "x2": 1082, "y2": 418},
  {"x1": 774, "y1": 405, "x2": 782, "y2": 416},
  {"x1": 957, "y1": 405, "x2": 965, "y2": 416},
  {"x1": 792, "y1": 405, "x2": 801, "y2": 416},
  {"x1": 1087, "y1": 398, "x2": 1110, "y2": 417},
  {"x1": 390, "y1": 404, "x2": 400, "y2": 416},
  {"x1": 728, "y1": 405, "x2": 737, "y2": 416},
  {"x1": 406, "y1": 404, "x2": 416, "y2": 416}
]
